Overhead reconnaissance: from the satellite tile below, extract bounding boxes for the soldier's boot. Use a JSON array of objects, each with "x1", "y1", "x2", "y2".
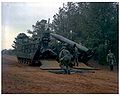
[
  {"x1": 67, "y1": 70, "x2": 70, "y2": 74},
  {"x1": 66, "y1": 66, "x2": 70, "y2": 74},
  {"x1": 110, "y1": 65, "x2": 114, "y2": 71},
  {"x1": 64, "y1": 69, "x2": 67, "y2": 74}
]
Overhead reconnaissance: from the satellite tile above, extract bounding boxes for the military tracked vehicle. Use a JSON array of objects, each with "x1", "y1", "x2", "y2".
[{"x1": 13, "y1": 20, "x2": 94, "y2": 67}]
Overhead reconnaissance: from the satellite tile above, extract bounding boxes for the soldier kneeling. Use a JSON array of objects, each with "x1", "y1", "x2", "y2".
[{"x1": 59, "y1": 46, "x2": 72, "y2": 74}]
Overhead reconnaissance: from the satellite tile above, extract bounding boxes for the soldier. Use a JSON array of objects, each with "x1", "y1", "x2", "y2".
[
  {"x1": 73, "y1": 44, "x2": 79, "y2": 66},
  {"x1": 107, "y1": 50, "x2": 116, "y2": 71},
  {"x1": 59, "y1": 45, "x2": 72, "y2": 74}
]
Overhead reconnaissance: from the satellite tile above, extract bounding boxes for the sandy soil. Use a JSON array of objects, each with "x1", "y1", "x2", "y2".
[{"x1": 2, "y1": 55, "x2": 119, "y2": 94}]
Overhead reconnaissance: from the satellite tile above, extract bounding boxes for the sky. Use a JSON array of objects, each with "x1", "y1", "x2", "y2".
[
  {"x1": 1, "y1": 1, "x2": 64, "y2": 50},
  {"x1": 1, "y1": 0, "x2": 119, "y2": 50}
]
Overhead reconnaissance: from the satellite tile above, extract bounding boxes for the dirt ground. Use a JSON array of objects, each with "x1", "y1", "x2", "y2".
[{"x1": 1, "y1": 55, "x2": 119, "y2": 94}]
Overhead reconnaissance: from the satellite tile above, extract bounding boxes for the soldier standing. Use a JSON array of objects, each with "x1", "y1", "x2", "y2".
[
  {"x1": 73, "y1": 44, "x2": 79, "y2": 66},
  {"x1": 59, "y1": 45, "x2": 72, "y2": 74},
  {"x1": 107, "y1": 50, "x2": 116, "y2": 71}
]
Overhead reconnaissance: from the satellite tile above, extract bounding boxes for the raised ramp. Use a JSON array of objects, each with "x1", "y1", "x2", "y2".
[
  {"x1": 40, "y1": 60, "x2": 99, "y2": 70},
  {"x1": 40, "y1": 60, "x2": 61, "y2": 70}
]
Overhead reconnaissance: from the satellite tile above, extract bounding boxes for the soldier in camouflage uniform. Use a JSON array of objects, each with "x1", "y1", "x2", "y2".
[
  {"x1": 107, "y1": 50, "x2": 116, "y2": 71},
  {"x1": 59, "y1": 45, "x2": 72, "y2": 74}
]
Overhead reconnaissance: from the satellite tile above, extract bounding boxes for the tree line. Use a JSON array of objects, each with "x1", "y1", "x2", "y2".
[{"x1": 52, "y1": 2, "x2": 119, "y2": 64}]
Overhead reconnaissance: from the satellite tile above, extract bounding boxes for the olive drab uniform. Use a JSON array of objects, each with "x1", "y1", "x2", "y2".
[
  {"x1": 107, "y1": 51, "x2": 116, "y2": 71},
  {"x1": 59, "y1": 47, "x2": 72, "y2": 74},
  {"x1": 73, "y1": 46, "x2": 79, "y2": 66}
]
